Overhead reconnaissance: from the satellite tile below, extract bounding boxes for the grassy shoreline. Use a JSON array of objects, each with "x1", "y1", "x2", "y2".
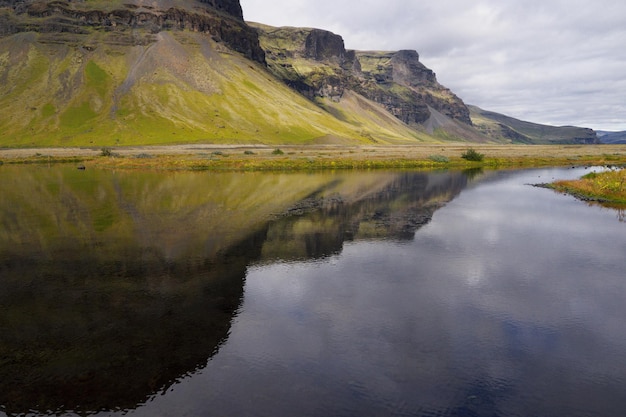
[
  {"x1": 542, "y1": 169, "x2": 626, "y2": 205},
  {"x1": 2, "y1": 144, "x2": 626, "y2": 171},
  {"x1": 3, "y1": 144, "x2": 626, "y2": 206}
]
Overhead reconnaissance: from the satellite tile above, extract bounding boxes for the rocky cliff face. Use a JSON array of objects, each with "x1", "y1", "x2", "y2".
[
  {"x1": 253, "y1": 23, "x2": 472, "y2": 127},
  {"x1": 304, "y1": 29, "x2": 346, "y2": 63},
  {"x1": 2, "y1": 0, "x2": 243, "y2": 18},
  {"x1": 198, "y1": 0, "x2": 243, "y2": 20},
  {"x1": 0, "y1": 0, "x2": 264, "y2": 62}
]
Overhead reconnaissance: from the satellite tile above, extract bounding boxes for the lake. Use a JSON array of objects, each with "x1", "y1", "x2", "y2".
[{"x1": 0, "y1": 165, "x2": 625, "y2": 417}]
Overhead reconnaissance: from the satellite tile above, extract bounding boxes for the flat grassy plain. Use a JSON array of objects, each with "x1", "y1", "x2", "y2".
[{"x1": 1, "y1": 144, "x2": 626, "y2": 170}]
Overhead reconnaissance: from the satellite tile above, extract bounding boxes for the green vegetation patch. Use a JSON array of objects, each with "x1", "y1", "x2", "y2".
[
  {"x1": 60, "y1": 102, "x2": 98, "y2": 130},
  {"x1": 548, "y1": 169, "x2": 626, "y2": 204},
  {"x1": 41, "y1": 103, "x2": 56, "y2": 118},
  {"x1": 85, "y1": 60, "x2": 109, "y2": 97}
]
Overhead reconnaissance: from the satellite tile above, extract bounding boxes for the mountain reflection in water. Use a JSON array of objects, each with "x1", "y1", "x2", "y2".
[{"x1": 0, "y1": 166, "x2": 466, "y2": 415}]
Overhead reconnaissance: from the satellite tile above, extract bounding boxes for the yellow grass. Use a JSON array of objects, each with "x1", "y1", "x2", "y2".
[
  {"x1": 550, "y1": 169, "x2": 626, "y2": 204},
  {"x1": 1, "y1": 144, "x2": 626, "y2": 172}
]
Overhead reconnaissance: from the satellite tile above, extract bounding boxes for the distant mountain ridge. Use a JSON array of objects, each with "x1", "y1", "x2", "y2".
[
  {"x1": 469, "y1": 105, "x2": 599, "y2": 144},
  {"x1": 596, "y1": 131, "x2": 626, "y2": 144},
  {"x1": 0, "y1": 0, "x2": 600, "y2": 146}
]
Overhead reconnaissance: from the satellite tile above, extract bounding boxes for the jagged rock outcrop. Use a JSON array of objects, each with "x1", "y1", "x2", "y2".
[
  {"x1": 391, "y1": 50, "x2": 436, "y2": 86},
  {"x1": 198, "y1": 0, "x2": 243, "y2": 20},
  {"x1": 354, "y1": 50, "x2": 471, "y2": 125},
  {"x1": 252, "y1": 23, "x2": 472, "y2": 127},
  {"x1": 304, "y1": 29, "x2": 346, "y2": 63},
  {"x1": 0, "y1": 0, "x2": 264, "y2": 62}
]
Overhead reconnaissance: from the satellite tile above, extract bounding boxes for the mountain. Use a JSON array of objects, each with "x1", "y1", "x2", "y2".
[
  {"x1": 596, "y1": 131, "x2": 626, "y2": 144},
  {"x1": 250, "y1": 23, "x2": 490, "y2": 143},
  {"x1": 469, "y1": 105, "x2": 599, "y2": 144},
  {"x1": 0, "y1": 0, "x2": 597, "y2": 146},
  {"x1": 1, "y1": 0, "x2": 360, "y2": 146}
]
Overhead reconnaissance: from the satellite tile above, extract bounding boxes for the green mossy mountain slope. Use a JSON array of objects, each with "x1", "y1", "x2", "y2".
[
  {"x1": 1, "y1": 30, "x2": 375, "y2": 146},
  {"x1": 0, "y1": 0, "x2": 599, "y2": 146},
  {"x1": 0, "y1": 0, "x2": 437, "y2": 146}
]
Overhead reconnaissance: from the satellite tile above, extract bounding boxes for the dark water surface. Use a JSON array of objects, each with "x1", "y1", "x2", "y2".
[{"x1": 0, "y1": 166, "x2": 625, "y2": 417}]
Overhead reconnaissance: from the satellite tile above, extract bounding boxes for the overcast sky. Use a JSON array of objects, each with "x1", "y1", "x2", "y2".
[{"x1": 240, "y1": 0, "x2": 626, "y2": 131}]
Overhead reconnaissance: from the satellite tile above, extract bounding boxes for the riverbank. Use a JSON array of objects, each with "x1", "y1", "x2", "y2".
[
  {"x1": 1, "y1": 144, "x2": 626, "y2": 171},
  {"x1": 539, "y1": 169, "x2": 626, "y2": 205}
]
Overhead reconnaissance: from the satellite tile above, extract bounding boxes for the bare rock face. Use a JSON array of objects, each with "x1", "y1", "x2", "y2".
[
  {"x1": 391, "y1": 50, "x2": 436, "y2": 86},
  {"x1": 254, "y1": 24, "x2": 472, "y2": 126},
  {"x1": 0, "y1": 0, "x2": 264, "y2": 62},
  {"x1": 304, "y1": 29, "x2": 346, "y2": 63},
  {"x1": 358, "y1": 50, "x2": 471, "y2": 124},
  {"x1": 198, "y1": 0, "x2": 243, "y2": 20},
  {"x1": 2, "y1": 0, "x2": 243, "y2": 19}
]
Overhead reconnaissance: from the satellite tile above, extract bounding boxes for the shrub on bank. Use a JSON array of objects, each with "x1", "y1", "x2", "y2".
[
  {"x1": 429, "y1": 154, "x2": 449, "y2": 163},
  {"x1": 461, "y1": 148, "x2": 484, "y2": 162}
]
